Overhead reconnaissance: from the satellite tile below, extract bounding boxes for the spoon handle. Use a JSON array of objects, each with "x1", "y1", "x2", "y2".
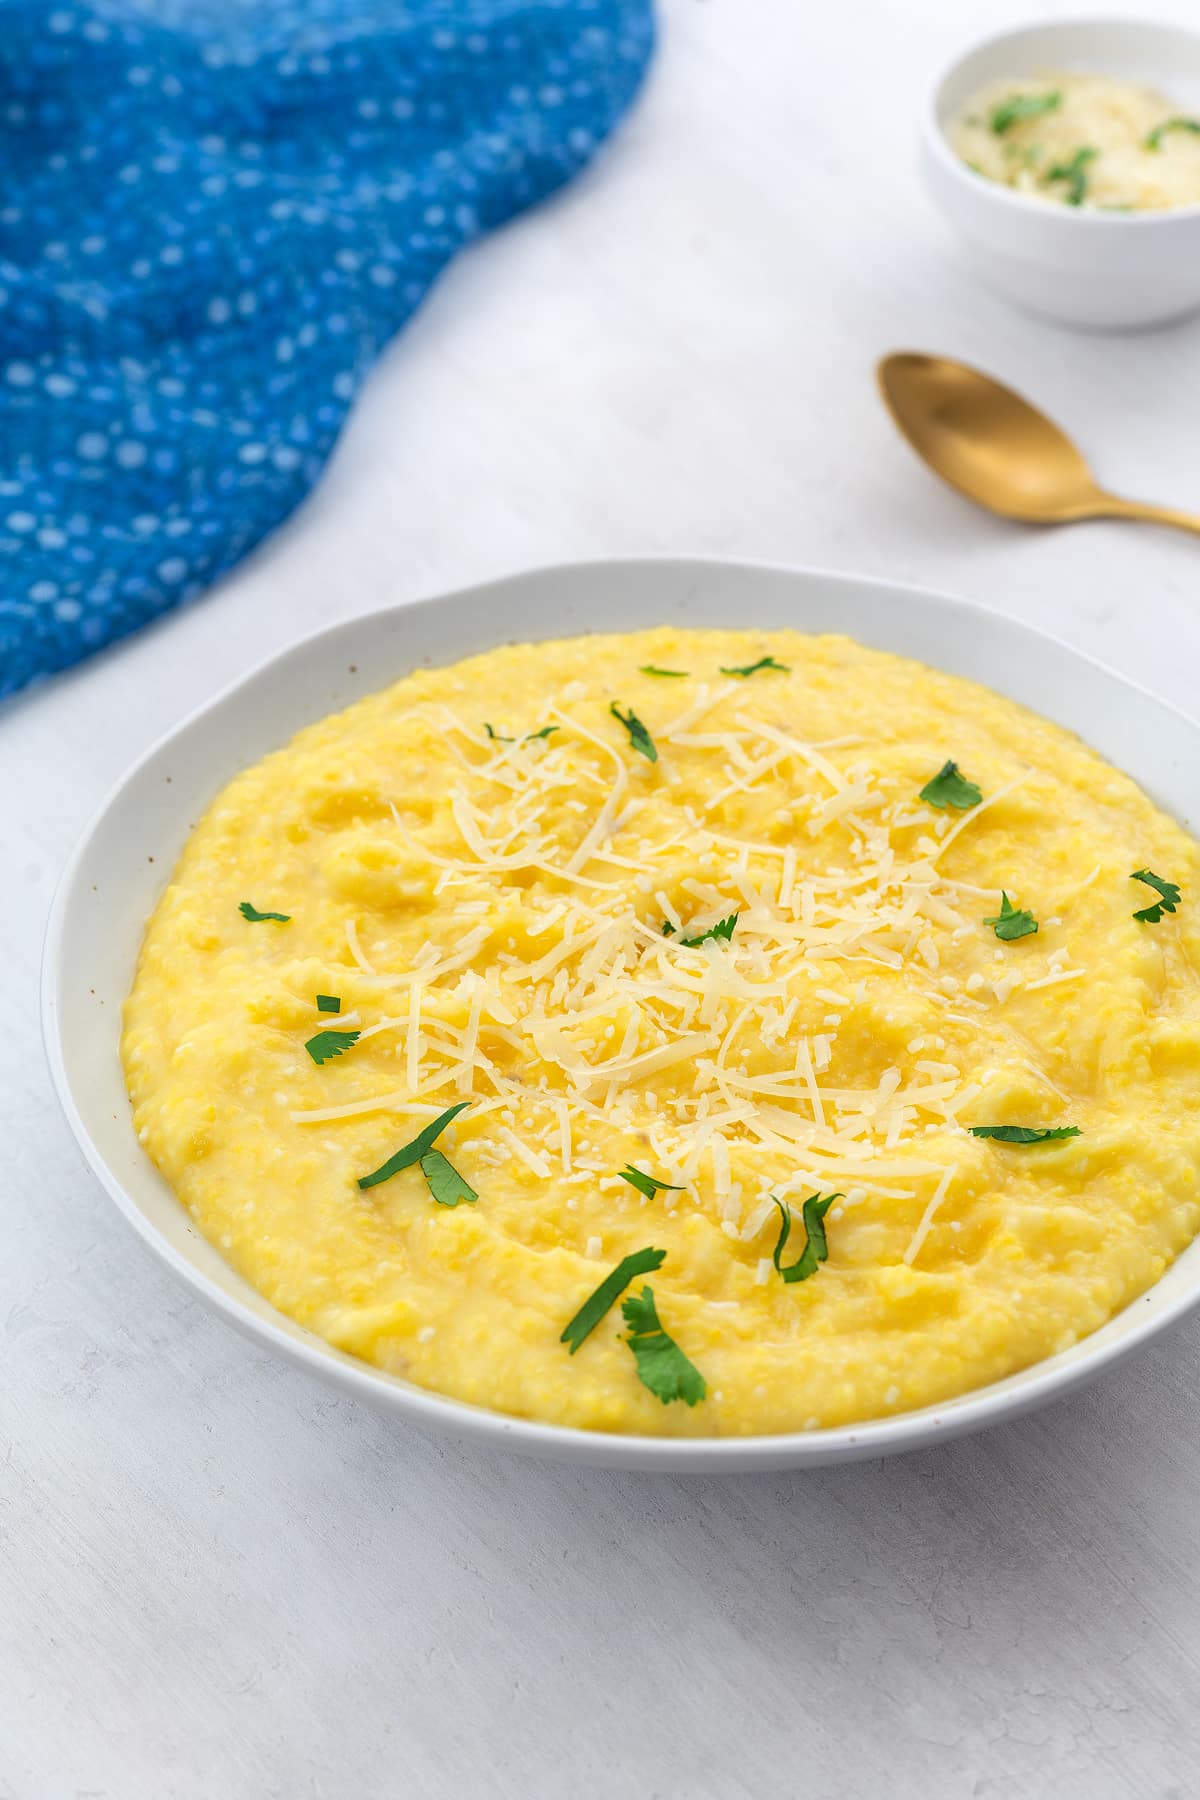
[{"x1": 1099, "y1": 495, "x2": 1200, "y2": 539}]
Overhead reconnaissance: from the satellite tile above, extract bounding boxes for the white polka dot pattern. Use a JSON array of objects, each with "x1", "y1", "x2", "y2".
[{"x1": 0, "y1": 0, "x2": 655, "y2": 696}]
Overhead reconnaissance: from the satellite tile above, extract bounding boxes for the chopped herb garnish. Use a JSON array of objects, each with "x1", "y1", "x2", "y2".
[
  {"x1": 919, "y1": 760, "x2": 982, "y2": 811},
  {"x1": 305, "y1": 1028, "x2": 361, "y2": 1066},
  {"x1": 358, "y1": 1100, "x2": 471, "y2": 1192},
  {"x1": 610, "y1": 701, "x2": 657, "y2": 763},
  {"x1": 719, "y1": 655, "x2": 790, "y2": 678},
  {"x1": 983, "y1": 892, "x2": 1038, "y2": 941},
  {"x1": 678, "y1": 912, "x2": 738, "y2": 949},
  {"x1": 560, "y1": 1246, "x2": 667, "y2": 1354},
  {"x1": 771, "y1": 1192, "x2": 840, "y2": 1285},
  {"x1": 621, "y1": 1285, "x2": 707, "y2": 1406},
  {"x1": 1145, "y1": 117, "x2": 1200, "y2": 151},
  {"x1": 661, "y1": 919, "x2": 676, "y2": 936},
  {"x1": 418, "y1": 1147, "x2": 477, "y2": 1208},
  {"x1": 316, "y1": 993, "x2": 341, "y2": 1014},
  {"x1": 618, "y1": 1164, "x2": 684, "y2": 1200},
  {"x1": 640, "y1": 664, "x2": 689, "y2": 678},
  {"x1": 969, "y1": 1124, "x2": 1081, "y2": 1144},
  {"x1": 1131, "y1": 868, "x2": 1181, "y2": 924},
  {"x1": 1046, "y1": 146, "x2": 1096, "y2": 206},
  {"x1": 485, "y1": 721, "x2": 558, "y2": 743},
  {"x1": 990, "y1": 90, "x2": 1061, "y2": 134},
  {"x1": 239, "y1": 901, "x2": 291, "y2": 923}
]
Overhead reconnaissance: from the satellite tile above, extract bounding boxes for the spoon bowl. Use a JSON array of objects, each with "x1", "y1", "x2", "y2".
[{"x1": 878, "y1": 352, "x2": 1200, "y2": 537}]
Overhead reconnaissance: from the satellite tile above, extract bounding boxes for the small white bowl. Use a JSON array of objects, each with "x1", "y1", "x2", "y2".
[
  {"x1": 40, "y1": 559, "x2": 1200, "y2": 1471},
  {"x1": 921, "y1": 17, "x2": 1200, "y2": 329}
]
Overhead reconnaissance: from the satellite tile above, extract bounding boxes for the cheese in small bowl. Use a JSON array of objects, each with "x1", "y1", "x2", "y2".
[
  {"x1": 951, "y1": 72, "x2": 1200, "y2": 211},
  {"x1": 122, "y1": 630, "x2": 1200, "y2": 1437}
]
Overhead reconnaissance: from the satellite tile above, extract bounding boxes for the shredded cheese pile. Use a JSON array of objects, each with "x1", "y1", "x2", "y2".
[
  {"x1": 950, "y1": 71, "x2": 1200, "y2": 213},
  {"x1": 284, "y1": 661, "x2": 1090, "y2": 1266}
]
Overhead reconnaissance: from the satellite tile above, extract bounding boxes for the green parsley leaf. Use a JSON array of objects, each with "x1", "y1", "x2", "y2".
[
  {"x1": 771, "y1": 1192, "x2": 840, "y2": 1285},
  {"x1": 316, "y1": 993, "x2": 341, "y2": 1014},
  {"x1": 640, "y1": 665, "x2": 689, "y2": 678},
  {"x1": 621, "y1": 1285, "x2": 707, "y2": 1406},
  {"x1": 678, "y1": 912, "x2": 739, "y2": 949},
  {"x1": 485, "y1": 722, "x2": 558, "y2": 744},
  {"x1": 719, "y1": 655, "x2": 790, "y2": 678},
  {"x1": 1145, "y1": 117, "x2": 1200, "y2": 151},
  {"x1": 358, "y1": 1100, "x2": 471, "y2": 1191},
  {"x1": 618, "y1": 1164, "x2": 685, "y2": 1199},
  {"x1": 418, "y1": 1147, "x2": 477, "y2": 1208},
  {"x1": 560, "y1": 1246, "x2": 667, "y2": 1354},
  {"x1": 1131, "y1": 868, "x2": 1181, "y2": 924},
  {"x1": 969, "y1": 1124, "x2": 1081, "y2": 1144},
  {"x1": 1046, "y1": 145, "x2": 1096, "y2": 206},
  {"x1": 305, "y1": 1028, "x2": 361, "y2": 1066},
  {"x1": 990, "y1": 90, "x2": 1061, "y2": 134},
  {"x1": 239, "y1": 901, "x2": 291, "y2": 923},
  {"x1": 983, "y1": 892, "x2": 1038, "y2": 942},
  {"x1": 919, "y1": 760, "x2": 982, "y2": 810},
  {"x1": 661, "y1": 919, "x2": 676, "y2": 936},
  {"x1": 610, "y1": 701, "x2": 657, "y2": 763}
]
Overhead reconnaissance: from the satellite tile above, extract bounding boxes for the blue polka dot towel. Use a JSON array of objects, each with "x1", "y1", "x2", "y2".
[{"x1": 0, "y1": 0, "x2": 654, "y2": 700}]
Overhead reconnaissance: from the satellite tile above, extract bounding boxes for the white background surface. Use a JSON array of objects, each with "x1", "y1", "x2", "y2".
[{"x1": 6, "y1": 2, "x2": 1200, "y2": 1794}]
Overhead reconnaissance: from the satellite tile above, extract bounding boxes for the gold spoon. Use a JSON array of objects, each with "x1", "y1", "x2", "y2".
[{"x1": 877, "y1": 351, "x2": 1200, "y2": 537}]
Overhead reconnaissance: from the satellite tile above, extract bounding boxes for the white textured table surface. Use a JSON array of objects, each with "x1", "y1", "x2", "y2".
[{"x1": 7, "y1": 2, "x2": 1200, "y2": 1795}]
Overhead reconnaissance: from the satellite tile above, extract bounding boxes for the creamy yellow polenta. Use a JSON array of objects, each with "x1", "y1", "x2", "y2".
[{"x1": 122, "y1": 630, "x2": 1200, "y2": 1436}]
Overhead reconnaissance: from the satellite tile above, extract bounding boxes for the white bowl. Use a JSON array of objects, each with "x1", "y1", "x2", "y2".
[
  {"x1": 42, "y1": 558, "x2": 1200, "y2": 1471},
  {"x1": 921, "y1": 17, "x2": 1200, "y2": 329}
]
